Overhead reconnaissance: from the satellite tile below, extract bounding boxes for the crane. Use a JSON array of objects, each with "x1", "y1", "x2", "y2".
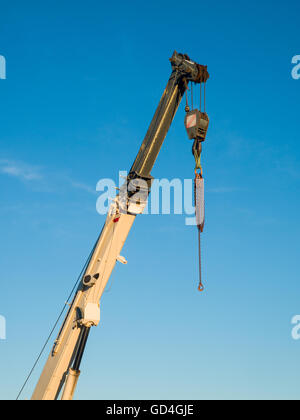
[{"x1": 29, "y1": 51, "x2": 209, "y2": 400}]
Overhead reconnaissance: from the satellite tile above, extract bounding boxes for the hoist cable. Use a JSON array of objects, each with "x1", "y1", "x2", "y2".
[
  {"x1": 16, "y1": 236, "x2": 100, "y2": 400},
  {"x1": 198, "y1": 229, "x2": 204, "y2": 292},
  {"x1": 200, "y1": 82, "x2": 207, "y2": 113},
  {"x1": 200, "y1": 83, "x2": 202, "y2": 112}
]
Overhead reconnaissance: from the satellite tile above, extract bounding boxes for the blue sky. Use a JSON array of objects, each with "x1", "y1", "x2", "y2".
[{"x1": 0, "y1": 0, "x2": 300, "y2": 400}]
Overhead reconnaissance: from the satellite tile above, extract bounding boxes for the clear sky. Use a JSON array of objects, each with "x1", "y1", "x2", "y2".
[{"x1": 0, "y1": 0, "x2": 300, "y2": 400}]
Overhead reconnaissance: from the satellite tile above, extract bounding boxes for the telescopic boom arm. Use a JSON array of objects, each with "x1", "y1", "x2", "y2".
[{"x1": 31, "y1": 52, "x2": 209, "y2": 400}]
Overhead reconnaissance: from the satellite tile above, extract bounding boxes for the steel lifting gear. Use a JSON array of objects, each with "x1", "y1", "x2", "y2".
[
  {"x1": 184, "y1": 77, "x2": 209, "y2": 292},
  {"x1": 184, "y1": 110, "x2": 209, "y2": 143}
]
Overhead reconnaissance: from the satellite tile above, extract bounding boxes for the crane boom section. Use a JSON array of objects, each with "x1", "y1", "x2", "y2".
[
  {"x1": 31, "y1": 51, "x2": 209, "y2": 400},
  {"x1": 32, "y1": 213, "x2": 135, "y2": 400}
]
